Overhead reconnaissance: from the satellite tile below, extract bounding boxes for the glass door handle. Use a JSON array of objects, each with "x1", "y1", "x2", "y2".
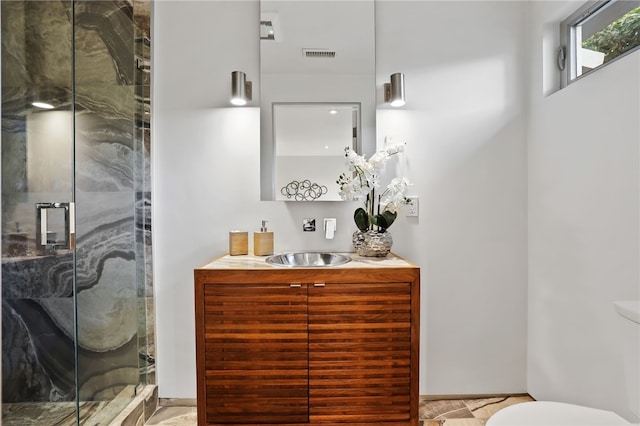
[{"x1": 36, "y1": 202, "x2": 75, "y2": 250}]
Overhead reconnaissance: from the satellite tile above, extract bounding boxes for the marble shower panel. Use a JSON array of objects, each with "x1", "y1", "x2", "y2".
[{"x1": 1, "y1": 0, "x2": 153, "y2": 410}]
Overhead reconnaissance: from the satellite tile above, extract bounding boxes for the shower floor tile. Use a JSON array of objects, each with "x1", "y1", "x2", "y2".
[{"x1": 2, "y1": 401, "x2": 106, "y2": 426}]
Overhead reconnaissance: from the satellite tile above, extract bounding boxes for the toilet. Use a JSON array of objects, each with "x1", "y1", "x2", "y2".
[
  {"x1": 486, "y1": 401, "x2": 632, "y2": 425},
  {"x1": 487, "y1": 300, "x2": 640, "y2": 426}
]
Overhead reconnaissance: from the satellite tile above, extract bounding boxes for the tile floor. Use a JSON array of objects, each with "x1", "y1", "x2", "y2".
[
  {"x1": 146, "y1": 406, "x2": 197, "y2": 425},
  {"x1": 419, "y1": 395, "x2": 535, "y2": 425},
  {"x1": 145, "y1": 394, "x2": 535, "y2": 425}
]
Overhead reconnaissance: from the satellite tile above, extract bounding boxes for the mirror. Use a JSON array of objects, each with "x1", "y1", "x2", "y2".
[
  {"x1": 260, "y1": 0, "x2": 376, "y2": 201},
  {"x1": 273, "y1": 102, "x2": 359, "y2": 201}
]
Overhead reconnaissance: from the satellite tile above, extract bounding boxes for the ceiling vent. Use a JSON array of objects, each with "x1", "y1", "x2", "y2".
[{"x1": 303, "y1": 49, "x2": 336, "y2": 58}]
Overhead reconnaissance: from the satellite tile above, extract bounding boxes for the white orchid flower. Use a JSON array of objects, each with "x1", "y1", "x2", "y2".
[{"x1": 338, "y1": 144, "x2": 411, "y2": 232}]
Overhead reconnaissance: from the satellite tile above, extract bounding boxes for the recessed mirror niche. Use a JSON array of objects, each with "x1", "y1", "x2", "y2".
[{"x1": 259, "y1": 0, "x2": 376, "y2": 201}]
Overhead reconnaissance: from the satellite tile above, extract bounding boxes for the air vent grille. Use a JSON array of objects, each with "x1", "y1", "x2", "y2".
[{"x1": 303, "y1": 49, "x2": 336, "y2": 58}]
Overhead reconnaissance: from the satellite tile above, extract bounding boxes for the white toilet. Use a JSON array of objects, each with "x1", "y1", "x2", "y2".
[{"x1": 487, "y1": 300, "x2": 640, "y2": 426}]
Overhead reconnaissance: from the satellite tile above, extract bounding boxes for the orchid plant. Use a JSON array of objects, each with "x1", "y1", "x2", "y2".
[{"x1": 337, "y1": 141, "x2": 411, "y2": 233}]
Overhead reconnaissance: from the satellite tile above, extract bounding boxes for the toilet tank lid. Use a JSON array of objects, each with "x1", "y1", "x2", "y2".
[{"x1": 614, "y1": 300, "x2": 640, "y2": 324}]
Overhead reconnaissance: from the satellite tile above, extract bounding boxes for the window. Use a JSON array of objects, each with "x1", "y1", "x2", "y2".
[{"x1": 560, "y1": 0, "x2": 640, "y2": 86}]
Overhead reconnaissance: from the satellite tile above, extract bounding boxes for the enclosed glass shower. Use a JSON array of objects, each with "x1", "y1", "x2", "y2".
[{"x1": 1, "y1": 1, "x2": 153, "y2": 424}]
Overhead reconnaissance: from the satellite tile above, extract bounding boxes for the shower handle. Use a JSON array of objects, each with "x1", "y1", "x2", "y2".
[{"x1": 36, "y1": 202, "x2": 75, "y2": 250}]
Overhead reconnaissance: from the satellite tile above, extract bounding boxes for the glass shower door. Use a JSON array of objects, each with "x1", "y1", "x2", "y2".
[
  {"x1": 1, "y1": 1, "x2": 78, "y2": 423},
  {"x1": 1, "y1": 1, "x2": 151, "y2": 424}
]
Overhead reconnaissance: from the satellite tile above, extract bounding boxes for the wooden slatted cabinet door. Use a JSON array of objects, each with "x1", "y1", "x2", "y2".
[
  {"x1": 203, "y1": 283, "x2": 309, "y2": 424},
  {"x1": 308, "y1": 282, "x2": 412, "y2": 423}
]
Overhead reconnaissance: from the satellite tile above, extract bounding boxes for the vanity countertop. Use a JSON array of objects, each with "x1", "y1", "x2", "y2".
[{"x1": 198, "y1": 252, "x2": 417, "y2": 270}]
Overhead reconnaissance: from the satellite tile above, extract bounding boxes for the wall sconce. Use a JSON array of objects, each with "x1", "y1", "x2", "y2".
[
  {"x1": 384, "y1": 72, "x2": 405, "y2": 107},
  {"x1": 231, "y1": 71, "x2": 252, "y2": 106}
]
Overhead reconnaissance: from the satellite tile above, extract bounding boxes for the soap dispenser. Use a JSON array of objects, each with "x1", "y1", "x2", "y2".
[{"x1": 253, "y1": 220, "x2": 274, "y2": 256}]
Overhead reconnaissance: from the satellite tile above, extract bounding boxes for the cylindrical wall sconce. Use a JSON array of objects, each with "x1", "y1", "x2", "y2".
[
  {"x1": 384, "y1": 72, "x2": 405, "y2": 107},
  {"x1": 231, "y1": 71, "x2": 252, "y2": 106}
]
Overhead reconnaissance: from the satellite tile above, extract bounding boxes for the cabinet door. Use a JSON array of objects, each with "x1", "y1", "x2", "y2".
[
  {"x1": 203, "y1": 283, "x2": 309, "y2": 424},
  {"x1": 308, "y1": 283, "x2": 412, "y2": 423}
]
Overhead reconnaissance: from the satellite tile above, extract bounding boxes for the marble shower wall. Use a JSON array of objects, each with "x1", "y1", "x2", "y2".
[{"x1": 1, "y1": 0, "x2": 153, "y2": 404}]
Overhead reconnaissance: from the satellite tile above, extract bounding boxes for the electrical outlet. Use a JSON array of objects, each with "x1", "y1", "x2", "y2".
[{"x1": 406, "y1": 196, "x2": 419, "y2": 217}]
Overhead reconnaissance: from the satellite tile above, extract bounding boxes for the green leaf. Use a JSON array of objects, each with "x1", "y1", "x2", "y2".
[
  {"x1": 582, "y1": 6, "x2": 640, "y2": 63},
  {"x1": 375, "y1": 211, "x2": 397, "y2": 232},
  {"x1": 354, "y1": 207, "x2": 370, "y2": 231}
]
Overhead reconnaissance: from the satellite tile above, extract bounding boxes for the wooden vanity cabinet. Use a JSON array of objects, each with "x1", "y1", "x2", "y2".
[
  {"x1": 195, "y1": 262, "x2": 420, "y2": 426},
  {"x1": 199, "y1": 282, "x2": 310, "y2": 424}
]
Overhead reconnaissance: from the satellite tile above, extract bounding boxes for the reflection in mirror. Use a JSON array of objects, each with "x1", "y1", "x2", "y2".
[
  {"x1": 260, "y1": 0, "x2": 375, "y2": 201},
  {"x1": 274, "y1": 103, "x2": 359, "y2": 201}
]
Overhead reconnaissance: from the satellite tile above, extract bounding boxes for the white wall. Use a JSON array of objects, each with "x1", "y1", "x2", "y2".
[
  {"x1": 153, "y1": 0, "x2": 528, "y2": 398},
  {"x1": 526, "y1": 2, "x2": 640, "y2": 422},
  {"x1": 376, "y1": 1, "x2": 529, "y2": 395}
]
